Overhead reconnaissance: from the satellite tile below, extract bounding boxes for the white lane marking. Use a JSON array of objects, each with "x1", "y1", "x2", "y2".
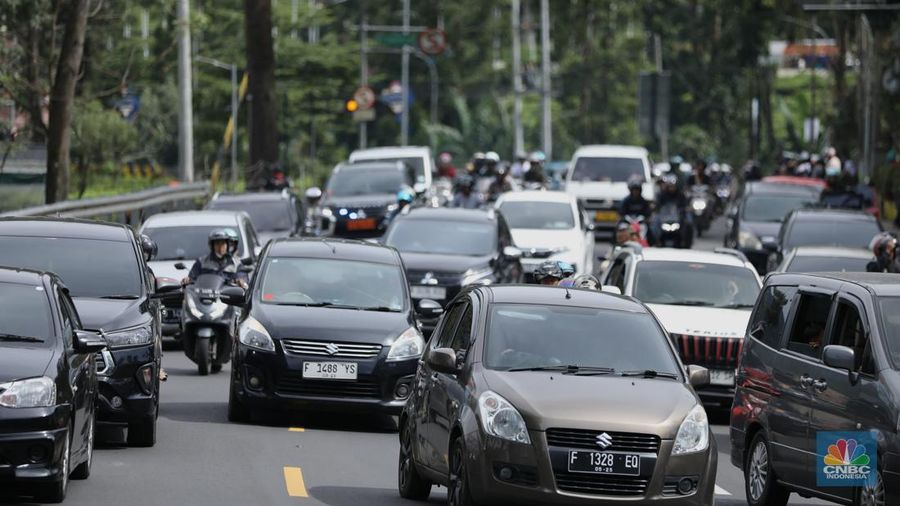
[{"x1": 715, "y1": 485, "x2": 731, "y2": 496}]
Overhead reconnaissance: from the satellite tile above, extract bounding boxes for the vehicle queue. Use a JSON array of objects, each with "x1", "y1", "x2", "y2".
[{"x1": 0, "y1": 144, "x2": 898, "y2": 505}]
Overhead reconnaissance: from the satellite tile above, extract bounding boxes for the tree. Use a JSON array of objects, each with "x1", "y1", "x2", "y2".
[
  {"x1": 243, "y1": 0, "x2": 278, "y2": 188},
  {"x1": 71, "y1": 100, "x2": 137, "y2": 198},
  {"x1": 45, "y1": 0, "x2": 90, "y2": 203}
]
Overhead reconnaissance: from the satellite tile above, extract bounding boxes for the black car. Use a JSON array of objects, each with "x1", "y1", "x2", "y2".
[
  {"x1": 724, "y1": 182, "x2": 820, "y2": 273},
  {"x1": 314, "y1": 161, "x2": 415, "y2": 238},
  {"x1": 205, "y1": 189, "x2": 302, "y2": 244},
  {"x1": 383, "y1": 207, "x2": 524, "y2": 333},
  {"x1": 0, "y1": 218, "x2": 163, "y2": 447},
  {"x1": 0, "y1": 267, "x2": 106, "y2": 503},
  {"x1": 730, "y1": 272, "x2": 900, "y2": 506},
  {"x1": 223, "y1": 238, "x2": 441, "y2": 421},
  {"x1": 767, "y1": 208, "x2": 883, "y2": 272}
]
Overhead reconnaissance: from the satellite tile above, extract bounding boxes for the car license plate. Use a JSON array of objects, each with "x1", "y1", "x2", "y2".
[
  {"x1": 302, "y1": 362, "x2": 358, "y2": 380},
  {"x1": 410, "y1": 286, "x2": 446, "y2": 300},
  {"x1": 594, "y1": 210, "x2": 619, "y2": 222},
  {"x1": 568, "y1": 451, "x2": 640, "y2": 476},
  {"x1": 346, "y1": 218, "x2": 377, "y2": 231},
  {"x1": 709, "y1": 369, "x2": 735, "y2": 386}
]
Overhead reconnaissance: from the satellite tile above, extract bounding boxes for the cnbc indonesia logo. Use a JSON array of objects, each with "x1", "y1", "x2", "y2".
[{"x1": 817, "y1": 433, "x2": 876, "y2": 487}]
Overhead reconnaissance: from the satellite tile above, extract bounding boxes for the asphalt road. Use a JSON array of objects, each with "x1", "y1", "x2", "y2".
[{"x1": 19, "y1": 217, "x2": 830, "y2": 506}]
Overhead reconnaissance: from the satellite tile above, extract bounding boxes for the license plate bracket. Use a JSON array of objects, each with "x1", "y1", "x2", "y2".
[
  {"x1": 567, "y1": 451, "x2": 641, "y2": 476},
  {"x1": 594, "y1": 210, "x2": 619, "y2": 222},
  {"x1": 302, "y1": 361, "x2": 358, "y2": 380},
  {"x1": 410, "y1": 285, "x2": 446, "y2": 300},
  {"x1": 709, "y1": 369, "x2": 735, "y2": 386}
]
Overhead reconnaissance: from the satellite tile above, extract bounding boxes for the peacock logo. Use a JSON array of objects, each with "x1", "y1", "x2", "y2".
[
  {"x1": 817, "y1": 432, "x2": 876, "y2": 487},
  {"x1": 823, "y1": 439, "x2": 870, "y2": 467}
]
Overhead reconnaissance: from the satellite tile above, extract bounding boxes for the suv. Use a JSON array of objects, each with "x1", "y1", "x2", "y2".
[
  {"x1": 768, "y1": 208, "x2": 882, "y2": 272},
  {"x1": 565, "y1": 145, "x2": 654, "y2": 235},
  {"x1": 601, "y1": 246, "x2": 762, "y2": 407},
  {"x1": 205, "y1": 190, "x2": 302, "y2": 244},
  {"x1": 730, "y1": 272, "x2": 900, "y2": 506},
  {"x1": 349, "y1": 146, "x2": 434, "y2": 190}
]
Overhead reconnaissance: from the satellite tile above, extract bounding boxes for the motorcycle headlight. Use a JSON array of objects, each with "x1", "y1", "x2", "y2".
[
  {"x1": 672, "y1": 404, "x2": 709, "y2": 455},
  {"x1": 320, "y1": 207, "x2": 333, "y2": 218},
  {"x1": 692, "y1": 200, "x2": 707, "y2": 211},
  {"x1": 462, "y1": 268, "x2": 494, "y2": 286},
  {"x1": 478, "y1": 391, "x2": 531, "y2": 444},
  {"x1": 104, "y1": 325, "x2": 154, "y2": 348},
  {"x1": 387, "y1": 327, "x2": 425, "y2": 361},
  {"x1": 238, "y1": 316, "x2": 275, "y2": 352},
  {"x1": 662, "y1": 222, "x2": 681, "y2": 232},
  {"x1": 0, "y1": 377, "x2": 56, "y2": 408},
  {"x1": 738, "y1": 230, "x2": 763, "y2": 250}
]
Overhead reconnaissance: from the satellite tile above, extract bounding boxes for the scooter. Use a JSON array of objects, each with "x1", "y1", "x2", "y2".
[
  {"x1": 655, "y1": 203, "x2": 693, "y2": 249},
  {"x1": 689, "y1": 185, "x2": 713, "y2": 237},
  {"x1": 181, "y1": 273, "x2": 241, "y2": 375}
]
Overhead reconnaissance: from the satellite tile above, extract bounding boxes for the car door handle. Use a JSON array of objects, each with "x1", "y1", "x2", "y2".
[
  {"x1": 800, "y1": 375, "x2": 815, "y2": 388},
  {"x1": 813, "y1": 379, "x2": 828, "y2": 392}
]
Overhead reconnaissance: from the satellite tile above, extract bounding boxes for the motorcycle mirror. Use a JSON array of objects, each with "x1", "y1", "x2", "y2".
[
  {"x1": 174, "y1": 262, "x2": 187, "y2": 270},
  {"x1": 241, "y1": 257, "x2": 254, "y2": 266}
]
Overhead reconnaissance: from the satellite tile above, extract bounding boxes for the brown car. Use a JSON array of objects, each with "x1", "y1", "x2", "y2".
[{"x1": 398, "y1": 285, "x2": 717, "y2": 505}]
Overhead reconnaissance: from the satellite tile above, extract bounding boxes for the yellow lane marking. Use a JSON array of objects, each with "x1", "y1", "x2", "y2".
[
  {"x1": 288, "y1": 427, "x2": 305, "y2": 432},
  {"x1": 284, "y1": 467, "x2": 308, "y2": 497}
]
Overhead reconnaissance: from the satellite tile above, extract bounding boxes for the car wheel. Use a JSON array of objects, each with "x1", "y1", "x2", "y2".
[
  {"x1": 858, "y1": 467, "x2": 885, "y2": 506},
  {"x1": 745, "y1": 432, "x2": 789, "y2": 506},
  {"x1": 397, "y1": 419, "x2": 431, "y2": 500},
  {"x1": 40, "y1": 429, "x2": 70, "y2": 503},
  {"x1": 70, "y1": 411, "x2": 94, "y2": 480},
  {"x1": 448, "y1": 436, "x2": 479, "y2": 506},
  {"x1": 196, "y1": 337, "x2": 210, "y2": 376},
  {"x1": 127, "y1": 415, "x2": 157, "y2": 447},
  {"x1": 211, "y1": 363, "x2": 223, "y2": 374},
  {"x1": 227, "y1": 383, "x2": 251, "y2": 423}
]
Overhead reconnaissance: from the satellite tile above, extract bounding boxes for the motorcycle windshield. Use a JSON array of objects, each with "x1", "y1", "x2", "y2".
[{"x1": 657, "y1": 203, "x2": 681, "y2": 221}]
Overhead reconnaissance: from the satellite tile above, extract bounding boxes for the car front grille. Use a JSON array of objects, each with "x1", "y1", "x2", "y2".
[
  {"x1": 553, "y1": 471, "x2": 650, "y2": 496},
  {"x1": 275, "y1": 372, "x2": 381, "y2": 398},
  {"x1": 280, "y1": 340, "x2": 382, "y2": 359},
  {"x1": 546, "y1": 428, "x2": 661, "y2": 454},
  {"x1": 670, "y1": 333, "x2": 743, "y2": 369}
]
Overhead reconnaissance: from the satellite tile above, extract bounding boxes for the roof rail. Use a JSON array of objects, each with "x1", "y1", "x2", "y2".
[{"x1": 714, "y1": 247, "x2": 750, "y2": 264}]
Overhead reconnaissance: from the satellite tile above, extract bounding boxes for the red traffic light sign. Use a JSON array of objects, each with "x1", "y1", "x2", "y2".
[
  {"x1": 353, "y1": 86, "x2": 376, "y2": 111},
  {"x1": 417, "y1": 28, "x2": 447, "y2": 56}
]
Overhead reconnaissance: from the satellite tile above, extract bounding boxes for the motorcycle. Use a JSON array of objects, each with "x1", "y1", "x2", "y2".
[
  {"x1": 621, "y1": 214, "x2": 649, "y2": 245},
  {"x1": 654, "y1": 203, "x2": 693, "y2": 249},
  {"x1": 689, "y1": 185, "x2": 714, "y2": 237},
  {"x1": 181, "y1": 273, "x2": 242, "y2": 375}
]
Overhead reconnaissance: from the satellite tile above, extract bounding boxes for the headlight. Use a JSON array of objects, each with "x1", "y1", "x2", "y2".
[
  {"x1": 104, "y1": 325, "x2": 153, "y2": 347},
  {"x1": 386, "y1": 203, "x2": 399, "y2": 213},
  {"x1": 387, "y1": 327, "x2": 425, "y2": 361},
  {"x1": 692, "y1": 200, "x2": 707, "y2": 211},
  {"x1": 238, "y1": 316, "x2": 275, "y2": 352},
  {"x1": 478, "y1": 391, "x2": 531, "y2": 444},
  {"x1": 0, "y1": 377, "x2": 56, "y2": 408},
  {"x1": 320, "y1": 207, "x2": 333, "y2": 218},
  {"x1": 738, "y1": 230, "x2": 763, "y2": 250},
  {"x1": 462, "y1": 268, "x2": 494, "y2": 286},
  {"x1": 661, "y1": 222, "x2": 681, "y2": 232},
  {"x1": 672, "y1": 404, "x2": 709, "y2": 455},
  {"x1": 186, "y1": 296, "x2": 228, "y2": 319}
]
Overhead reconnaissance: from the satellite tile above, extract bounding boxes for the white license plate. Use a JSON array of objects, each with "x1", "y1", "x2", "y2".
[
  {"x1": 709, "y1": 369, "x2": 735, "y2": 386},
  {"x1": 302, "y1": 361, "x2": 358, "y2": 380},
  {"x1": 410, "y1": 286, "x2": 446, "y2": 300}
]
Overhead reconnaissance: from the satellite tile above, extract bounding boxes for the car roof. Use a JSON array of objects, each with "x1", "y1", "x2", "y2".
[
  {"x1": 788, "y1": 208, "x2": 878, "y2": 222},
  {"x1": 638, "y1": 247, "x2": 750, "y2": 268},
  {"x1": 746, "y1": 181, "x2": 822, "y2": 196},
  {"x1": 761, "y1": 176, "x2": 827, "y2": 189},
  {"x1": 496, "y1": 190, "x2": 575, "y2": 204},
  {"x1": 789, "y1": 246, "x2": 871, "y2": 259},
  {"x1": 398, "y1": 207, "x2": 496, "y2": 223},
  {"x1": 210, "y1": 191, "x2": 292, "y2": 203},
  {"x1": 141, "y1": 210, "x2": 244, "y2": 228},
  {"x1": 771, "y1": 272, "x2": 900, "y2": 297},
  {"x1": 572, "y1": 145, "x2": 649, "y2": 158},
  {"x1": 0, "y1": 266, "x2": 52, "y2": 285},
  {"x1": 0, "y1": 217, "x2": 133, "y2": 242},
  {"x1": 334, "y1": 161, "x2": 405, "y2": 173},
  {"x1": 266, "y1": 238, "x2": 400, "y2": 265},
  {"x1": 350, "y1": 146, "x2": 431, "y2": 158},
  {"x1": 482, "y1": 285, "x2": 650, "y2": 313}
]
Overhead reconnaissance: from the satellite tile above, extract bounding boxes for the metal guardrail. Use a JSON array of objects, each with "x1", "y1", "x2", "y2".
[{"x1": 0, "y1": 181, "x2": 211, "y2": 225}]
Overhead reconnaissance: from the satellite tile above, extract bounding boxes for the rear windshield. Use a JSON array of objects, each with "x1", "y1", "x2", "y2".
[
  {"x1": 498, "y1": 202, "x2": 575, "y2": 230},
  {"x1": 786, "y1": 255, "x2": 870, "y2": 273},
  {"x1": 143, "y1": 225, "x2": 242, "y2": 261},
  {"x1": 742, "y1": 195, "x2": 817, "y2": 223},
  {"x1": 350, "y1": 157, "x2": 422, "y2": 184},
  {"x1": 0, "y1": 236, "x2": 142, "y2": 298},
  {"x1": 570, "y1": 157, "x2": 644, "y2": 183},
  {"x1": 785, "y1": 219, "x2": 881, "y2": 251},
  {"x1": 327, "y1": 169, "x2": 407, "y2": 197},
  {"x1": 0, "y1": 282, "x2": 53, "y2": 346},
  {"x1": 207, "y1": 200, "x2": 293, "y2": 232}
]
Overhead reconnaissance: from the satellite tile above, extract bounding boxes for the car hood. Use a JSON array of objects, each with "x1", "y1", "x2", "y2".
[
  {"x1": 252, "y1": 305, "x2": 412, "y2": 345},
  {"x1": 72, "y1": 297, "x2": 148, "y2": 332},
  {"x1": 646, "y1": 303, "x2": 750, "y2": 338},
  {"x1": 257, "y1": 230, "x2": 292, "y2": 245},
  {"x1": 0, "y1": 347, "x2": 55, "y2": 383},
  {"x1": 740, "y1": 221, "x2": 782, "y2": 243},
  {"x1": 149, "y1": 260, "x2": 190, "y2": 282},
  {"x1": 397, "y1": 251, "x2": 491, "y2": 275},
  {"x1": 323, "y1": 194, "x2": 395, "y2": 210},
  {"x1": 482, "y1": 370, "x2": 697, "y2": 438},
  {"x1": 510, "y1": 228, "x2": 582, "y2": 251}
]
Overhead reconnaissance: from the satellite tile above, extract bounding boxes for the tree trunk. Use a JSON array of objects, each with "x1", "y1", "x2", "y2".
[
  {"x1": 45, "y1": 0, "x2": 90, "y2": 204},
  {"x1": 25, "y1": 19, "x2": 46, "y2": 143},
  {"x1": 243, "y1": 0, "x2": 279, "y2": 189}
]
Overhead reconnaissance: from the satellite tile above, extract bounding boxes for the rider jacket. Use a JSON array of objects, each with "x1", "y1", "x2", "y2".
[
  {"x1": 619, "y1": 195, "x2": 652, "y2": 218},
  {"x1": 188, "y1": 253, "x2": 241, "y2": 283}
]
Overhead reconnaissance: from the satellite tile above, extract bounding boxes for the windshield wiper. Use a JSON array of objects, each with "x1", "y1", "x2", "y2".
[
  {"x1": 717, "y1": 303, "x2": 755, "y2": 309},
  {"x1": 272, "y1": 302, "x2": 360, "y2": 310},
  {"x1": 358, "y1": 306, "x2": 402, "y2": 312},
  {"x1": 619, "y1": 369, "x2": 679, "y2": 380},
  {"x1": 99, "y1": 294, "x2": 140, "y2": 300},
  {"x1": 507, "y1": 365, "x2": 615, "y2": 375},
  {"x1": 667, "y1": 300, "x2": 715, "y2": 307},
  {"x1": 0, "y1": 333, "x2": 45, "y2": 343}
]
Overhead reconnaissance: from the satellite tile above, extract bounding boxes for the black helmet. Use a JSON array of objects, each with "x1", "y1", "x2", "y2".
[
  {"x1": 533, "y1": 260, "x2": 564, "y2": 283},
  {"x1": 208, "y1": 228, "x2": 231, "y2": 253},
  {"x1": 139, "y1": 234, "x2": 157, "y2": 262},
  {"x1": 456, "y1": 173, "x2": 475, "y2": 189}
]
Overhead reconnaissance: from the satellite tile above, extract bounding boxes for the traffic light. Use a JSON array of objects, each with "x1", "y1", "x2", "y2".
[{"x1": 345, "y1": 99, "x2": 359, "y2": 113}]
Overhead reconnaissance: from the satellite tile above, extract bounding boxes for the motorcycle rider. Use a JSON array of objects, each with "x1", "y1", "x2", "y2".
[
  {"x1": 451, "y1": 174, "x2": 484, "y2": 209},
  {"x1": 820, "y1": 166, "x2": 864, "y2": 209},
  {"x1": 523, "y1": 151, "x2": 547, "y2": 185},
  {"x1": 385, "y1": 189, "x2": 415, "y2": 226},
  {"x1": 619, "y1": 177, "x2": 652, "y2": 220},
  {"x1": 866, "y1": 233, "x2": 900, "y2": 273},
  {"x1": 533, "y1": 260, "x2": 565, "y2": 286},
  {"x1": 182, "y1": 229, "x2": 248, "y2": 289},
  {"x1": 437, "y1": 152, "x2": 457, "y2": 179},
  {"x1": 688, "y1": 159, "x2": 711, "y2": 186},
  {"x1": 487, "y1": 166, "x2": 514, "y2": 202},
  {"x1": 651, "y1": 173, "x2": 692, "y2": 247},
  {"x1": 481, "y1": 151, "x2": 501, "y2": 178}
]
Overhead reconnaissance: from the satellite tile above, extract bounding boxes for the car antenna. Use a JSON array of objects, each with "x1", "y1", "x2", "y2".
[
  {"x1": 564, "y1": 287, "x2": 572, "y2": 299},
  {"x1": 320, "y1": 237, "x2": 336, "y2": 254}
]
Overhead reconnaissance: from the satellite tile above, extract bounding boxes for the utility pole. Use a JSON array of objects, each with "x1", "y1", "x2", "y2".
[
  {"x1": 654, "y1": 34, "x2": 668, "y2": 161},
  {"x1": 359, "y1": 0, "x2": 368, "y2": 149},
  {"x1": 176, "y1": 0, "x2": 194, "y2": 182},
  {"x1": 810, "y1": 17, "x2": 817, "y2": 147},
  {"x1": 540, "y1": 0, "x2": 551, "y2": 159},
  {"x1": 400, "y1": 0, "x2": 410, "y2": 146},
  {"x1": 511, "y1": 0, "x2": 524, "y2": 158}
]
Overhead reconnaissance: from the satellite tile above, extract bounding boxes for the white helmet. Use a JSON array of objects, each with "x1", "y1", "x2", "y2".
[{"x1": 485, "y1": 151, "x2": 500, "y2": 163}]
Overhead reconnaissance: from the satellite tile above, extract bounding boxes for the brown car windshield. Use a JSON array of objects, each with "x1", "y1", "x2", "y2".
[{"x1": 484, "y1": 304, "x2": 679, "y2": 375}]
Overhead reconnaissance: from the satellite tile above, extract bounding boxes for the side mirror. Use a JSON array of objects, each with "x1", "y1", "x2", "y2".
[
  {"x1": 74, "y1": 330, "x2": 107, "y2": 354},
  {"x1": 174, "y1": 262, "x2": 187, "y2": 270},
  {"x1": 502, "y1": 246, "x2": 522, "y2": 260},
  {"x1": 600, "y1": 285, "x2": 622, "y2": 295},
  {"x1": 417, "y1": 299, "x2": 444, "y2": 318},
  {"x1": 426, "y1": 347, "x2": 459, "y2": 374},
  {"x1": 155, "y1": 281, "x2": 182, "y2": 294},
  {"x1": 686, "y1": 365, "x2": 710, "y2": 388},
  {"x1": 253, "y1": 246, "x2": 263, "y2": 257},
  {"x1": 823, "y1": 345, "x2": 855, "y2": 372},
  {"x1": 140, "y1": 234, "x2": 157, "y2": 261},
  {"x1": 585, "y1": 222, "x2": 596, "y2": 232},
  {"x1": 219, "y1": 286, "x2": 247, "y2": 306}
]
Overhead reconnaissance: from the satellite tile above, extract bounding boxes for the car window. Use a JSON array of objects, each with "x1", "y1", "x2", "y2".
[
  {"x1": 606, "y1": 258, "x2": 626, "y2": 291},
  {"x1": 207, "y1": 200, "x2": 293, "y2": 232},
  {"x1": 786, "y1": 293, "x2": 832, "y2": 359},
  {"x1": 436, "y1": 303, "x2": 467, "y2": 349},
  {"x1": 498, "y1": 202, "x2": 576, "y2": 230},
  {"x1": 327, "y1": 168, "x2": 407, "y2": 196},
  {"x1": 829, "y1": 301, "x2": 874, "y2": 374},
  {"x1": 633, "y1": 260, "x2": 760, "y2": 308},
  {"x1": 570, "y1": 157, "x2": 644, "y2": 183},
  {"x1": 143, "y1": 225, "x2": 243, "y2": 261},
  {"x1": 448, "y1": 303, "x2": 473, "y2": 353},
  {"x1": 244, "y1": 218, "x2": 260, "y2": 252},
  {"x1": 742, "y1": 195, "x2": 817, "y2": 223},
  {"x1": 59, "y1": 291, "x2": 82, "y2": 331},
  {"x1": 786, "y1": 255, "x2": 870, "y2": 273},
  {"x1": 785, "y1": 218, "x2": 881, "y2": 251},
  {"x1": 0, "y1": 282, "x2": 53, "y2": 346},
  {"x1": 749, "y1": 285, "x2": 797, "y2": 348},
  {"x1": 385, "y1": 219, "x2": 497, "y2": 257},
  {"x1": 878, "y1": 297, "x2": 900, "y2": 370}
]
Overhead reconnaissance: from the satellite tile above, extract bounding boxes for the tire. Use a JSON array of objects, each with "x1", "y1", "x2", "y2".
[
  {"x1": 398, "y1": 420, "x2": 431, "y2": 500},
  {"x1": 127, "y1": 416, "x2": 157, "y2": 448},
  {"x1": 196, "y1": 337, "x2": 210, "y2": 376},
  {"x1": 744, "y1": 432, "x2": 789, "y2": 506},
  {"x1": 227, "y1": 384, "x2": 251, "y2": 423},
  {"x1": 211, "y1": 363, "x2": 223, "y2": 374},
  {"x1": 40, "y1": 430, "x2": 70, "y2": 503},
  {"x1": 448, "y1": 436, "x2": 479, "y2": 506},
  {"x1": 70, "y1": 412, "x2": 94, "y2": 480},
  {"x1": 857, "y1": 467, "x2": 885, "y2": 506}
]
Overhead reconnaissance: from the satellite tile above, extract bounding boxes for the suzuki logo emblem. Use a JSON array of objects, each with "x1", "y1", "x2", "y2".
[
  {"x1": 357, "y1": 209, "x2": 367, "y2": 219},
  {"x1": 596, "y1": 433, "x2": 613, "y2": 450},
  {"x1": 325, "y1": 343, "x2": 340, "y2": 356},
  {"x1": 420, "y1": 272, "x2": 438, "y2": 285}
]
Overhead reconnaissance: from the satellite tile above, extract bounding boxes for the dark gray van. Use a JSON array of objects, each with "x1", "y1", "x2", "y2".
[{"x1": 730, "y1": 272, "x2": 900, "y2": 506}]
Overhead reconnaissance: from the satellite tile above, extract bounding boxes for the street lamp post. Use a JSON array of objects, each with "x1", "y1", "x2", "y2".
[{"x1": 196, "y1": 55, "x2": 239, "y2": 190}]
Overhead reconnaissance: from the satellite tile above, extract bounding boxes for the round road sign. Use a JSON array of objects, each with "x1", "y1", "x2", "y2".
[
  {"x1": 353, "y1": 86, "x2": 376, "y2": 110},
  {"x1": 418, "y1": 28, "x2": 447, "y2": 56}
]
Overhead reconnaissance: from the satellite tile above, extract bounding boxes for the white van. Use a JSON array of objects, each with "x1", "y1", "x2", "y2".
[
  {"x1": 349, "y1": 146, "x2": 434, "y2": 189},
  {"x1": 565, "y1": 145, "x2": 655, "y2": 233}
]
